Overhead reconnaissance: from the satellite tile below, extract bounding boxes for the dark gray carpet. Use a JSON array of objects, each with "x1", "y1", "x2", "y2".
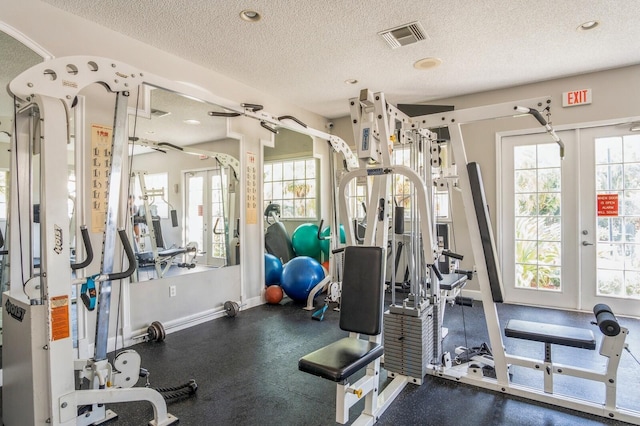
[{"x1": 1, "y1": 296, "x2": 639, "y2": 425}]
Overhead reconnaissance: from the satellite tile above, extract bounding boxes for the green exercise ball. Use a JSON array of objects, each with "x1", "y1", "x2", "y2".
[{"x1": 291, "y1": 223, "x2": 321, "y2": 258}]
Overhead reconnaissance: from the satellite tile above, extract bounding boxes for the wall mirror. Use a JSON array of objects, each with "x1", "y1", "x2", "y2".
[{"x1": 128, "y1": 84, "x2": 240, "y2": 281}]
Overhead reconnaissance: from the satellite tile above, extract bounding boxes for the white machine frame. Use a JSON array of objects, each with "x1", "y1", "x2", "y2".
[
  {"x1": 3, "y1": 55, "x2": 360, "y2": 426},
  {"x1": 398, "y1": 96, "x2": 640, "y2": 424}
]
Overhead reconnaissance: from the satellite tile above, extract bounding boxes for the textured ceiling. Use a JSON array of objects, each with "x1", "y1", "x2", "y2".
[{"x1": 15, "y1": 1, "x2": 640, "y2": 120}]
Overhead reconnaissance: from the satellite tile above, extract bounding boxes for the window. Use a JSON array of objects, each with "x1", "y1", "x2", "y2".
[
  {"x1": 264, "y1": 159, "x2": 317, "y2": 219},
  {"x1": 513, "y1": 143, "x2": 562, "y2": 291},
  {"x1": 133, "y1": 172, "x2": 170, "y2": 218}
]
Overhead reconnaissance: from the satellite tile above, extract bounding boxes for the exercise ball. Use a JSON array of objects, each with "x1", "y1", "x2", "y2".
[
  {"x1": 320, "y1": 225, "x2": 346, "y2": 257},
  {"x1": 264, "y1": 253, "x2": 283, "y2": 286},
  {"x1": 291, "y1": 223, "x2": 321, "y2": 258},
  {"x1": 265, "y1": 285, "x2": 284, "y2": 304},
  {"x1": 280, "y1": 256, "x2": 325, "y2": 301},
  {"x1": 322, "y1": 260, "x2": 330, "y2": 273}
]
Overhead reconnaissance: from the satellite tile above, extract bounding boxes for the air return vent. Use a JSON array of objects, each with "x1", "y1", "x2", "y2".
[
  {"x1": 379, "y1": 21, "x2": 428, "y2": 49},
  {"x1": 151, "y1": 108, "x2": 171, "y2": 118}
]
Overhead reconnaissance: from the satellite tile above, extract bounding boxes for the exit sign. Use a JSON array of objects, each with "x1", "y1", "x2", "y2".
[{"x1": 562, "y1": 89, "x2": 592, "y2": 107}]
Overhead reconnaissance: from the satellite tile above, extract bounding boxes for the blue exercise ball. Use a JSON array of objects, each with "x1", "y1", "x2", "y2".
[
  {"x1": 264, "y1": 253, "x2": 283, "y2": 286},
  {"x1": 291, "y1": 223, "x2": 321, "y2": 258},
  {"x1": 280, "y1": 256, "x2": 325, "y2": 301}
]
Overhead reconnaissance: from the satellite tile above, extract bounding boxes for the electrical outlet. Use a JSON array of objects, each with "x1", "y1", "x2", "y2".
[{"x1": 169, "y1": 285, "x2": 177, "y2": 297}]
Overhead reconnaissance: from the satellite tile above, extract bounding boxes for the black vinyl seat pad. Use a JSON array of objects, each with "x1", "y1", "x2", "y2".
[
  {"x1": 298, "y1": 337, "x2": 384, "y2": 382},
  {"x1": 505, "y1": 319, "x2": 596, "y2": 350},
  {"x1": 427, "y1": 273, "x2": 467, "y2": 291}
]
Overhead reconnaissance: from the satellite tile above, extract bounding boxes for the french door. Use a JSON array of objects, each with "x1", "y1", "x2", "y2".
[
  {"x1": 185, "y1": 169, "x2": 228, "y2": 267},
  {"x1": 500, "y1": 125, "x2": 640, "y2": 317},
  {"x1": 500, "y1": 130, "x2": 578, "y2": 309},
  {"x1": 579, "y1": 126, "x2": 640, "y2": 316}
]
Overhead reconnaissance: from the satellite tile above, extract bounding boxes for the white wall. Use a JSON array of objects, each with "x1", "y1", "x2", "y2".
[{"x1": 0, "y1": 0, "x2": 329, "y2": 347}]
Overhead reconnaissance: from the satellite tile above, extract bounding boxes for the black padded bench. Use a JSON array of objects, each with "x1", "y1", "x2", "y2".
[
  {"x1": 437, "y1": 273, "x2": 467, "y2": 291},
  {"x1": 505, "y1": 319, "x2": 596, "y2": 360},
  {"x1": 299, "y1": 246, "x2": 385, "y2": 382}
]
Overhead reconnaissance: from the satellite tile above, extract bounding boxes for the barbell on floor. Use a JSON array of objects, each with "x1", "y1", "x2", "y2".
[
  {"x1": 132, "y1": 321, "x2": 167, "y2": 342},
  {"x1": 133, "y1": 301, "x2": 243, "y2": 342}
]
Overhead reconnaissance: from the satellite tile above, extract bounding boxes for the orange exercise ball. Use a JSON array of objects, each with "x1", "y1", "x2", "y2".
[
  {"x1": 265, "y1": 285, "x2": 284, "y2": 304},
  {"x1": 322, "y1": 260, "x2": 330, "y2": 273}
]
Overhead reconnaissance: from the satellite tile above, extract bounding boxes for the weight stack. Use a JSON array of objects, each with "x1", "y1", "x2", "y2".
[{"x1": 383, "y1": 304, "x2": 434, "y2": 384}]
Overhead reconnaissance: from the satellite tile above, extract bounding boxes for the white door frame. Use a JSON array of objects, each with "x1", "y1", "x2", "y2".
[
  {"x1": 498, "y1": 129, "x2": 579, "y2": 309},
  {"x1": 497, "y1": 116, "x2": 640, "y2": 315}
]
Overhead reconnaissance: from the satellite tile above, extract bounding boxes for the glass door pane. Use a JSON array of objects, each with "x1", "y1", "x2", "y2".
[
  {"x1": 500, "y1": 130, "x2": 578, "y2": 309},
  {"x1": 594, "y1": 134, "x2": 640, "y2": 299}
]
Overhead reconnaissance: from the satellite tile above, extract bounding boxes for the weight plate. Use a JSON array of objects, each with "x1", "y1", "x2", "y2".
[
  {"x1": 224, "y1": 300, "x2": 239, "y2": 317},
  {"x1": 151, "y1": 321, "x2": 166, "y2": 342}
]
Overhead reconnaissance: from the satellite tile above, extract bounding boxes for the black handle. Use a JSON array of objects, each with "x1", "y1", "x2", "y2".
[
  {"x1": 277, "y1": 115, "x2": 307, "y2": 128},
  {"x1": 317, "y1": 219, "x2": 329, "y2": 240},
  {"x1": 442, "y1": 250, "x2": 464, "y2": 261},
  {"x1": 260, "y1": 121, "x2": 278, "y2": 134},
  {"x1": 242, "y1": 103, "x2": 263, "y2": 112},
  {"x1": 158, "y1": 142, "x2": 183, "y2": 151},
  {"x1": 353, "y1": 219, "x2": 364, "y2": 243},
  {"x1": 431, "y1": 264, "x2": 444, "y2": 281},
  {"x1": 208, "y1": 111, "x2": 241, "y2": 118},
  {"x1": 213, "y1": 217, "x2": 224, "y2": 235},
  {"x1": 71, "y1": 226, "x2": 94, "y2": 270},
  {"x1": 593, "y1": 303, "x2": 620, "y2": 336},
  {"x1": 108, "y1": 229, "x2": 137, "y2": 281}
]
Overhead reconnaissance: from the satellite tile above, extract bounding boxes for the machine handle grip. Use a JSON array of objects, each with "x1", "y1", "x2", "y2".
[
  {"x1": 431, "y1": 264, "x2": 444, "y2": 281},
  {"x1": 208, "y1": 111, "x2": 241, "y2": 118},
  {"x1": 353, "y1": 219, "x2": 364, "y2": 243},
  {"x1": 71, "y1": 226, "x2": 94, "y2": 270},
  {"x1": 317, "y1": 219, "x2": 329, "y2": 240},
  {"x1": 108, "y1": 229, "x2": 137, "y2": 281},
  {"x1": 277, "y1": 115, "x2": 307, "y2": 128},
  {"x1": 442, "y1": 250, "x2": 464, "y2": 261},
  {"x1": 593, "y1": 303, "x2": 621, "y2": 336},
  {"x1": 260, "y1": 121, "x2": 278, "y2": 134},
  {"x1": 213, "y1": 217, "x2": 224, "y2": 235}
]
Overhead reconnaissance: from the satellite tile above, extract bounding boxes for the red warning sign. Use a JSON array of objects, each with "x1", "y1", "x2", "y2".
[{"x1": 597, "y1": 194, "x2": 619, "y2": 217}]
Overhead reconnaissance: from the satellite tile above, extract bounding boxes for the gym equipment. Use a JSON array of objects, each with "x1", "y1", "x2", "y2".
[
  {"x1": 280, "y1": 256, "x2": 325, "y2": 301},
  {"x1": 264, "y1": 253, "x2": 283, "y2": 285},
  {"x1": 132, "y1": 170, "x2": 198, "y2": 278},
  {"x1": 299, "y1": 246, "x2": 406, "y2": 424},
  {"x1": 319, "y1": 224, "x2": 345, "y2": 258},
  {"x1": 265, "y1": 285, "x2": 284, "y2": 304},
  {"x1": 130, "y1": 320, "x2": 167, "y2": 343},
  {"x1": 224, "y1": 300, "x2": 241, "y2": 317},
  {"x1": 264, "y1": 203, "x2": 295, "y2": 263},
  {"x1": 291, "y1": 222, "x2": 321, "y2": 258},
  {"x1": 3, "y1": 56, "x2": 182, "y2": 426},
  {"x1": 353, "y1": 90, "x2": 639, "y2": 424}
]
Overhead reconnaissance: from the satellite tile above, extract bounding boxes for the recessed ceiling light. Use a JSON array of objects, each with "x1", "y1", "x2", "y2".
[
  {"x1": 345, "y1": 79, "x2": 358, "y2": 85},
  {"x1": 240, "y1": 10, "x2": 261, "y2": 22},
  {"x1": 183, "y1": 119, "x2": 201, "y2": 125},
  {"x1": 578, "y1": 20, "x2": 599, "y2": 31},
  {"x1": 413, "y1": 57, "x2": 442, "y2": 70}
]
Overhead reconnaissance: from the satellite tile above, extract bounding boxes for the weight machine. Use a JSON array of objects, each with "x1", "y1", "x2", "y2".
[
  {"x1": 131, "y1": 170, "x2": 198, "y2": 278},
  {"x1": 2, "y1": 57, "x2": 184, "y2": 425}
]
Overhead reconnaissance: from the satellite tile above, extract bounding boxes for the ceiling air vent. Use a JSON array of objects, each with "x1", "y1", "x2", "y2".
[
  {"x1": 150, "y1": 108, "x2": 171, "y2": 118},
  {"x1": 379, "y1": 21, "x2": 428, "y2": 49}
]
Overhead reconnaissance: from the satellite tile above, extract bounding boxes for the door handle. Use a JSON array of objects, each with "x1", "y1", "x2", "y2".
[{"x1": 582, "y1": 241, "x2": 594, "y2": 246}]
